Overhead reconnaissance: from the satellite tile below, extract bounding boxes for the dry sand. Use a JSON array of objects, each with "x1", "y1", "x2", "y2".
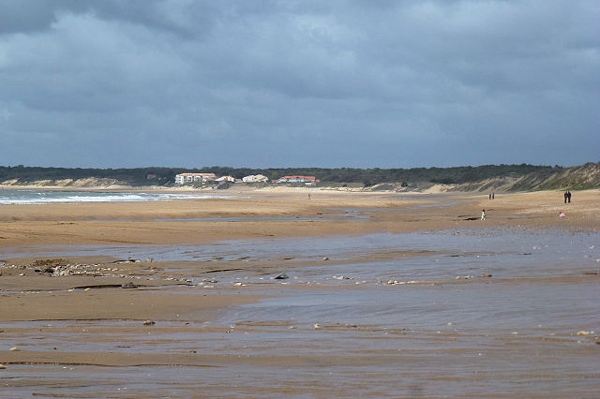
[
  {"x1": 0, "y1": 188, "x2": 598, "y2": 397},
  {"x1": 0, "y1": 188, "x2": 596, "y2": 247}
]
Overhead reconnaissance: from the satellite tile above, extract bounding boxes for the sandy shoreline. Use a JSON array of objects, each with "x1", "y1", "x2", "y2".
[
  {"x1": 0, "y1": 188, "x2": 598, "y2": 321},
  {"x1": 0, "y1": 188, "x2": 597, "y2": 245},
  {"x1": 1, "y1": 188, "x2": 598, "y2": 398}
]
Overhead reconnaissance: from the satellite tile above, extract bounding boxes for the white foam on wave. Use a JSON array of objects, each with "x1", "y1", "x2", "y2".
[{"x1": 0, "y1": 190, "x2": 235, "y2": 204}]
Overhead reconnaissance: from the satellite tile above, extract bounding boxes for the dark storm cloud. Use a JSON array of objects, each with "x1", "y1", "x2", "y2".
[{"x1": 0, "y1": 0, "x2": 598, "y2": 168}]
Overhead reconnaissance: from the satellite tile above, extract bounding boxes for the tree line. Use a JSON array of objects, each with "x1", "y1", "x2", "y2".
[{"x1": 0, "y1": 164, "x2": 558, "y2": 187}]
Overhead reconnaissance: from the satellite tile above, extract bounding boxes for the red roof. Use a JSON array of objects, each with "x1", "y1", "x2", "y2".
[{"x1": 281, "y1": 175, "x2": 317, "y2": 180}]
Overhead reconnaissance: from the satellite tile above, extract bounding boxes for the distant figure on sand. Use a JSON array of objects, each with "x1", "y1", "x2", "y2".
[
  {"x1": 481, "y1": 209, "x2": 486, "y2": 220},
  {"x1": 564, "y1": 190, "x2": 572, "y2": 204}
]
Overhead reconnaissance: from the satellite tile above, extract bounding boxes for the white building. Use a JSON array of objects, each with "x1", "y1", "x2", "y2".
[
  {"x1": 215, "y1": 175, "x2": 236, "y2": 183},
  {"x1": 276, "y1": 175, "x2": 320, "y2": 185},
  {"x1": 175, "y1": 173, "x2": 217, "y2": 185},
  {"x1": 242, "y1": 174, "x2": 269, "y2": 183}
]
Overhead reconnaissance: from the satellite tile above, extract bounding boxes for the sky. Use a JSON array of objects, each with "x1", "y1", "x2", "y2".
[{"x1": 1, "y1": 0, "x2": 598, "y2": 169}]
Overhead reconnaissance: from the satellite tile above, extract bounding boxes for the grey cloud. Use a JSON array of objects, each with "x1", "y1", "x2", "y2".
[
  {"x1": 0, "y1": 0, "x2": 60, "y2": 34},
  {"x1": 0, "y1": 0, "x2": 598, "y2": 168}
]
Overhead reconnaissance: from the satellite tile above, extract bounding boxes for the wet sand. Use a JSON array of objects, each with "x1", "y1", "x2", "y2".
[{"x1": 0, "y1": 188, "x2": 599, "y2": 398}]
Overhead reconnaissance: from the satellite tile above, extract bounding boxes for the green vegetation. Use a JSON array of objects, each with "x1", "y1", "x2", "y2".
[
  {"x1": 0, "y1": 166, "x2": 180, "y2": 186},
  {"x1": 0, "y1": 162, "x2": 598, "y2": 191}
]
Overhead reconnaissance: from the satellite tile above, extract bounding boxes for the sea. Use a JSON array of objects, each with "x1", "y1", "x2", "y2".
[{"x1": 0, "y1": 189, "x2": 234, "y2": 204}]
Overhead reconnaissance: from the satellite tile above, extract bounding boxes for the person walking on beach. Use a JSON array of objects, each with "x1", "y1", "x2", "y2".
[
  {"x1": 481, "y1": 209, "x2": 486, "y2": 220},
  {"x1": 564, "y1": 190, "x2": 572, "y2": 204}
]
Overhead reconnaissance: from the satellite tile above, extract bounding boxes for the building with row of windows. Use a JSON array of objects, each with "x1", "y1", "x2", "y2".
[
  {"x1": 174, "y1": 173, "x2": 217, "y2": 185},
  {"x1": 276, "y1": 175, "x2": 320, "y2": 185},
  {"x1": 175, "y1": 173, "x2": 319, "y2": 186}
]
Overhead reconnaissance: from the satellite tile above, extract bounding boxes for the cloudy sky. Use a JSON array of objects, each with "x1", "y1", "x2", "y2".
[{"x1": 1, "y1": 0, "x2": 598, "y2": 169}]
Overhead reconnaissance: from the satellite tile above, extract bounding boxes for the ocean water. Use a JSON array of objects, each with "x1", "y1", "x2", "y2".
[{"x1": 0, "y1": 189, "x2": 234, "y2": 204}]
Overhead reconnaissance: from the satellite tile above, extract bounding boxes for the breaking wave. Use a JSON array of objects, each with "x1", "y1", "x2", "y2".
[{"x1": 0, "y1": 189, "x2": 234, "y2": 204}]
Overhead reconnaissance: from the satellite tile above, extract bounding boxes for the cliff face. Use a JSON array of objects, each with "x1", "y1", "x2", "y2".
[
  {"x1": 0, "y1": 177, "x2": 127, "y2": 188},
  {"x1": 369, "y1": 163, "x2": 600, "y2": 193},
  {"x1": 448, "y1": 163, "x2": 600, "y2": 192},
  {"x1": 514, "y1": 162, "x2": 600, "y2": 191}
]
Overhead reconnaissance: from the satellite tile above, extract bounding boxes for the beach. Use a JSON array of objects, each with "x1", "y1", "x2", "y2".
[{"x1": 0, "y1": 188, "x2": 599, "y2": 398}]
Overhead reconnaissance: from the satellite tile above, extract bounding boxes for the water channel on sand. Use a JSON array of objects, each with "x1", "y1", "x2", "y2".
[{"x1": 1, "y1": 228, "x2": 599, "y2": 398}]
